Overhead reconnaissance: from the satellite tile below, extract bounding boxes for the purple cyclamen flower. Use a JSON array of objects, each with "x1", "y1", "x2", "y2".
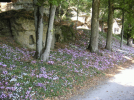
[
  {"x1": 5, "y1": 82, "x2": 8, "y2": 85},
  {"x1": 0, "y1": 93, "x2": 7, "y2": 99},
  {"x1": 26, "y1": 90, "x2": 30, "y2": 95},
  {"x1": 0, "y1": 82, "x2": 3, "y2": 86},
  {"x1": 31, "y1": 60, "x2": 36, "y2": 64},
  {"x1": 16, "y1": 83, "x2": 20, "y2": 86},
  {"x1": 2, "y1": 64, "x2": 7, "y2": 67},
  {"x1": 11, "y1": 87, "x2": 16, "y2": 91},
  {"x1": 53, "y1": 76, "x2": 59, "y2": 80},
  {"x1": 3, "y1": 70, "x2": 8, "y2": 75},
  {"x1": 30, "y1": 72, "x2": 35, "y2": 76},
  {"x1": 48, "y1": 61, "x2": 54, "y2": 65},
  {"x1": 0, "y1": 86, "x2": 5, "y2": 89},
  {"x1": 6, "y1": 87, "x2": 11, "y2": 90},
  {"x1": 0, "y1": 62, "x2": 3, "y2": 66},
  {"x1": 36, "y1": 83, "x2": 44, "y2": 87},
  {"x1": 38, "y1": 74, "x2": 48, "y2": 78}
]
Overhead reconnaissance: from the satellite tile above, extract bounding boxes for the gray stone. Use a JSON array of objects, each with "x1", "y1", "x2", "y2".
[{"x1": 0, "y1": 19, "x2": 11, "y2": 36}]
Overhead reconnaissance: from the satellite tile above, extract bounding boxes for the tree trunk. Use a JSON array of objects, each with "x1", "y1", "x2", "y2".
[
  {"x1": 127, "y1": 38, "x2": 133, "y2": 47},
  {"x1": 76, "y1": 0, "x2": 79, "y2": 30},
  {"x1": 33, "y1": 0, "x2": 44, "y2": 59},
  {"x1": 42, "y1": 4, "x2": 56, "y2": 62},
  {"x1": 101, "y1": 20, "x2": 104, "y2": 32},
  {"x1": 120, "y1": 10, "x2": 124, "y2": 48},
  {"x1": 105, "y1": 0, "x2": 114, "y2": 50},
  {"x1": 87, "y1": 0, "x2": 100, "y2": 53}
]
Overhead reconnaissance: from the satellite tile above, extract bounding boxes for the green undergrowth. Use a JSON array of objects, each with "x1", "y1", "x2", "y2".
[
  {"x1": 99, "y1": 32, "x2": 127, "y2": 44},
  {"x1": 0, "y1": 38, "x2": 103, "y2": 100},
  {"x1": 1, "y1": 30, "x2": 133, "y2": 100},
  {"x1": 113, "y1": 34, "x2": 127, "y2": 44}
]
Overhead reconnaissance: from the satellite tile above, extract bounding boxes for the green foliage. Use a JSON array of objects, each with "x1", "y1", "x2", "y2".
[
  {"x1": 70, "y1": 0, "x2": 92, "y2": 13},
  {"x1": 36, "y1": 0, "x2": 66, "y2": 6},
  {"x1": 122, "y1": 0, "x2": 134, "y2": 39},
  {"x1": 124, "y1": 15, "x2": 134, "y2": 38},
  {"x1": 61, "y1": 25, "x2": 76, "y2": 42},
  {"x1": 100, "y1": 0, "x2": 134, "y2": 40},
  {"x1": 36, "y1": 0, "x2": 46, "y2": 6},
  {"x1": 114, "y1": 10, "x2": 122, "y2": 18},
  {"x1": 99, "y1": 0, "x2": 108, "y2": 21},
  {"x1": 49, "y1": 0, "x2": 65, "y2": 6}
]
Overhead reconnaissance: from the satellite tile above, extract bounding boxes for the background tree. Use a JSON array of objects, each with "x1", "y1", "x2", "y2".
[
  {"x1": 41, "y1": 3, "x2": 56, "y2": 61},
  {"x1": 120, "y1": 9, "x2": 124, "y2": 48},
  {"x1": 105, "y1": 0, "x2": 114, "y2": 50},
  {"x1": 99, "y1": 0, "x2": 108, "y2": 32},
  {"x1": 87, "y1": 0, "x2": 100, "y2": 53},
  {"x1": 33, "y1": 0, "x2": 44, "y2": 59},
  {"x1": 123, "y1": 0, "x2": 134, "y2": 46},
  {"x1": 34, "y1": 0, "x2": 64, "y2": 61}
]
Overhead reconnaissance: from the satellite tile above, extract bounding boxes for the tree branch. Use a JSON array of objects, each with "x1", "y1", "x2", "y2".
[{"x1": 113, "y1": 7, "x2": 122, "y2": 10}]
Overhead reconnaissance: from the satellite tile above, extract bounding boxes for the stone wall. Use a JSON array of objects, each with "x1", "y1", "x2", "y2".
[
  {"x1": 0, "y1": 16, "x2": 58, "y2": 49},
  {"x1": 11, "y1": 17, "x2": 48, "y2": 49}
]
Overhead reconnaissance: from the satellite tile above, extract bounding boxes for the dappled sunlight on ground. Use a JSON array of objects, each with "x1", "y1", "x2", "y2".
[
  {"x1": 123, "y1": 56, "x2": 132, "y2": 60},
  {"x1": 109, "y1": 64, "x2": 134, "y2": 87},
  {"x1": 69, "y1": 61, "x2": 134, "y2": 100}
]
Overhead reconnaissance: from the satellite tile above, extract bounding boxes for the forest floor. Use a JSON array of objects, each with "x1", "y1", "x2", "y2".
[
  {"x1": 68, "y1": 58, "x2": 134, "y2": 100},
  {"x1": 0, "y1": 30, "x2": 134, "y2": 100}
]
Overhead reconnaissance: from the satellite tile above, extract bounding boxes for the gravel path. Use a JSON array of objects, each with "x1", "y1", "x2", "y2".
[{"x1": 68, "y1": 64, "x2": 134, "y2": 100}]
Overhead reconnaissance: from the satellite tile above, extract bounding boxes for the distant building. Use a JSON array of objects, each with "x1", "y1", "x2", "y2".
[
  {"x1": 100, "y1": 19, "x2": 121, "y2": 34},
  {"x1": 113, "y1": 19, "x2": 121, "y2": 34}
]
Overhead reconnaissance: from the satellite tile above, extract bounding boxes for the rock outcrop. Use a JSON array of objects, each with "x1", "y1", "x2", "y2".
[
  {"x1": 0, "y1": 9, "x2": 75, "y2": 49},
  {"x1": 67, "y1": 7, "x2": 91, "y2": 29},
  {"x1": 0, "y1": 1, "x2": 83, "y2": 50}
]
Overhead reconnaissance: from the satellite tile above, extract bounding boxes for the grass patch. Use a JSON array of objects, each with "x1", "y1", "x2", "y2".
[{"x1": 113, "y1": 34, "x2": 127, "y2": 44}]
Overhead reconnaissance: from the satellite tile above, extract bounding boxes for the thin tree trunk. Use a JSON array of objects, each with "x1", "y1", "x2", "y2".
[
  {"x1": 126, "y1": 33, "x2": 130, "y2": 45},
  {"x1": 42, "y1": 4, "x2": 56, "y2": 62},
  {"x1": 76, "y1": 0, "x2": 79, "y2": 30},
  {"x1": 105, "y1": 0, "x2": 114, "y2": 50},
  {"x1": 61, "y1": 1, "x2": 70, "y2": 19},
  {"x1": 127, "y1": 26, "x2": 133, "y2": 47},
  {"x1": 87, "y1": 0, "x2": 100, "y2": 53},
  {"x1": 59, "y1": 3, "x2": 62, "y2": 23},
  {"x1": 33, "y1": 0, "x2": 44, "y2": 59},
  {"x1": 101, "y1": 20, "x2": 104, "y2": 32},
  {"x1": 120, "y1": 10, "x2": 124, "y2": 48},
  {"x1": 127, "y1": 38, "x2": 133, "y2": 47}
]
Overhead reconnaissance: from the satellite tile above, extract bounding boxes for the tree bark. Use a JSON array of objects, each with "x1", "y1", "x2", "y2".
[
  {"x1": 42, "y1": 4, "x2": 56, "y2": 62},
  {"x1": 33, "y1": 0, "x2": 44, "y2": 59},
  {"x1": 87, "y1": 0, "x2": 100, "y2": 53},
  {"x1": 101, "y1": 20, "x2": 104, "y2": 32},
  {"x1": 127, "y1": 38, "x2": 133, "y2": 47},
  {"x1": 120, "y1": 10, "x2": 124, "y2": 48},
  {"x1": 105, "y1": 0, "x2": 114, "y2": 50},
  {"x1": 76, "y1": 0, "x2": 79, "y2": 30}
]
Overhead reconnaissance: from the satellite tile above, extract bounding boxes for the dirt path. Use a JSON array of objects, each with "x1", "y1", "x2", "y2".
[{"x1": 68, "y1": 62, "x2": 134, "y2": 100}]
